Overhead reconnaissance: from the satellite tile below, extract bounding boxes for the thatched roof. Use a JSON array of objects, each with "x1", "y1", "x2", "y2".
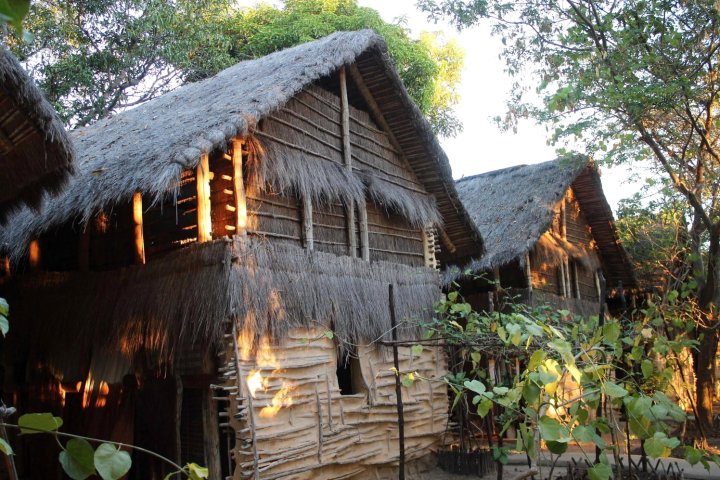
[
  {"x1": 5, "y1": 236, "x2": 439, "y2": 380},
  {"x1": 454, "y1": 158, "x2": 636, "y2": 289},
  {"x1": 0, "y1": 30, "x2": 481, "y2": 257},
  {"x1": 0, "y1": 45, "x2": 74, "y2": 222}
]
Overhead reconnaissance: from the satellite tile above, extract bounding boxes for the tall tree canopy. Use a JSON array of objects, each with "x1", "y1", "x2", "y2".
[
  {"x1": 2, "y1": 0, "x2": 463, "y2": 136},
  {"x1": 419, "y1": 0, "x2": 720, "y2": 433}
]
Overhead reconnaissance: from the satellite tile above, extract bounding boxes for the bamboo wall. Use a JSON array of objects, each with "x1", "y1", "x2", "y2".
[
  {"x1": 253, "y1": 85, "x2": 427, "y2": 266},
  {"x1": 529, "y1": 187, "x2": 602, "y2": 311},
  {"x1": 221, "y1": 327, "x2": 448, "y2": 480}
]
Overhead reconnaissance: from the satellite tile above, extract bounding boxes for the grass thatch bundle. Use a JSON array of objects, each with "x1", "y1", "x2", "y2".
[
  {"x1": 5, "y1": 236, "x2": 440, "y2": 380},
  {"x1": 360, "y1": 172, "x2": 441, "y2": 228},
  {"x1": 0, "y1": 45, "x2": 74, "y2": 222}
]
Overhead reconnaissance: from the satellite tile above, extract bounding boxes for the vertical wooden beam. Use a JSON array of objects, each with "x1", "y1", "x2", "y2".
[
  {"x1": 303, "y1": 197, "x2": 314, "y2": 250},
  {"x1": 572, "y1": 262, "x2": 580, "y2": 299},
  {"x1": 559, "y1": 261, "x2": 568, "y2": 297},
  {"x1": 28, "y1": 239, "x2": 41, "y2": 272},
  {"x1": 196, "y1": 153, "x2": 212, "y2": 243},
  {"x1": 339, "y1": 66, "x2": 358, "y2": 257},
  {"x1": 524, "y1": 252, "x2": 532, "y2": 292},
  {"x1": 132, "y1": 192, "x2": 146, "y2": 265},
  {"x1": 358, "y1": 202, "x2": 369, "y2": 261},
  {"x1": 232, "y1": 139, "x2": 248, "y2": 236},
  {"x1": 202, "y1": 388, "x2": 222, "y2": 480}
]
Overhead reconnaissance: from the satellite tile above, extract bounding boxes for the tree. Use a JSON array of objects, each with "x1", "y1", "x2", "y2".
[
  {"x1": 419, "y1": 0, "x2": 720, "y2": 435},
  {"x1": 3, "y1": 0, "x2": 463, "y2": 137},
  {"x1": 217, "y1": 0, "x2": 464, "y2": 137}
]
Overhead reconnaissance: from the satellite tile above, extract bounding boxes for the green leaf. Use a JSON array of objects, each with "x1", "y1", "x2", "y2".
[
  {"x1": 411, "y1": 344, "x2": 423, "y2": 356},
  {"x1": 400, "y1": 373, "x2": 414, "y2": 388},
  {"x1": 546, "y1": 440, "x2": 568, "y2": 455},
  {"x1": 0, "y1": 438, "x2": 13, "y2": 456},
  {"x1": 323, "y1": 330, "x2": 334, "y2": 339},
  {"x1": 527, "y1": 349, "x2": 545, "y2": 371},
  {"x1": 18, "y1": 413, "x2": 63, "y2": 434},
  {"x1": 588, "y1": 463, "x2": 612, "y2": 480},
  {"x1": 0, "y1": 0, "x2": 29, "y2": 30},
  {"x1": 601, "y1": 321, "x2": 620, "y2": 344},
  {"x1": 464, "y1": 380, "x2": 486, "y2": 395},
  {"x1": 448, "y1": 291, "x2": 458, "y2": 302},
  {"x1": 538, "y1": 416, "x2": 570, "y2": 442},
  {"x1": 94, "y1": 443, "x2": 131, "y2": 480},
  {"x1": 644, "y1": 432, "x2": 679, "y2": 458},
  {"x1": 601, "y1": 381, "x2": 628, "y2": 398},
  {"x1": 477, "y1": 398, "x2": 493, "y2": 417},
  {"x1": 641, "y1": 359, "x2": 654, "y2": 379},
  {"x1": 522, "y1": 381, "x2": 540, "y2": 404},
  {"x1": 0, "y1": 298, "x2": 8, "y2": 316},
  {"x1": 492, "y1": 386, "x2": 509, "y2": 395},
  {"x1": 187, "y1": 463, "x2": 209, "y2": 479},
  {"x1": 0, "y1": 315, "x2": 7, "y2": 337},
  {"x1": 59, "y1": 439, "x2": 96, "y2": 480},
  {"x1": 685, "y1": 447, "x2": 703, "y2": 466}
]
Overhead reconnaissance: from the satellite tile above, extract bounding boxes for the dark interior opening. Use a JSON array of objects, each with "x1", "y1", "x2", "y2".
[{"x1": 336, "y1": 351, "x2": 364, "y2": 395}]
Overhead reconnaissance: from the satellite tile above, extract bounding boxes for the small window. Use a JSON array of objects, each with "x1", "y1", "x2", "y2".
[{"x1": 336, "y1": 351, "x2": 366, "y2": 395}]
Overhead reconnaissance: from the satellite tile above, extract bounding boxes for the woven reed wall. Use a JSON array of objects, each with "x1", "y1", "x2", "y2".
[
  {"x1": 367, "y1": 202, "x2": 424, "y2": 267},
  {"x1": 313, "y1": 201, "x2": 349, "y2": 256},
  {"x1": 223, "y1": 326, "x2": 448, "y2": 480},
  {"x1": 530, "y1": 251, "x2": 561, "y2": 296}
]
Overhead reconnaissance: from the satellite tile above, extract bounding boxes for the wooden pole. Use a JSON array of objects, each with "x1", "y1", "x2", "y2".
[
  {"x1": 202, "y1": 388, "x2": 222, "y2": 480},
  {"x1": 339, "y1": 66, "x2": 357, "y2": 257},
  {"x1": 389, "y1": 284, "x2": 405, "y2": 480},
  {"x1": 132, "y1": 192, "x2": 146, "y2": 264},
  {"x1": 358, "y1": 202, "x2": 369, "y2": 261},
  {"x1": 232, "y1": 139, "x2": 248, "y2": 236},
  {"x1": 421, "y1": 226, "x2": 437, "y2": 268},
  {"x1": 196, "y1": 153, "x2": 212, "y2": 243},
  {"x1": 303, "y1": 197, "x2": 314, "y2": 250},
  {"x1": 28, "y1": 239, "x2": 40, "y2": 272},
  {"x1": 231, "y1": 323, "x2": 260, "y2": 480}
]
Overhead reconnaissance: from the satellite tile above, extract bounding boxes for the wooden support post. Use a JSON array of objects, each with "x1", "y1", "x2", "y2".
[
  {"x1": 559, "y1": 261, "x2": 568, "y2": 298},
  {"x1": 132, "y1": 192, "x2": 146, "y2": 264},
  {"x1": 196, "y1": 153, "x2": 212, "y2": 243},
  {"x1": 232, "y1": 139, "x2": 248, "y2": 236},
  {"x1": 524, "y1": 252, "x2": 532, "y2": 291},
  {"x1": 231, "y1": 323, "x2": 260, "y2": 480},
  {"x1": 339, "y1": 66, "x2": 357, "y2": 257},
  {"x1": 389, "y1": 284, "x2": 405, "y2": 480},
  {"x1": 358, "y1": 202, "x2": 369, "y2": 261},
  {"x1": 572, "y1": 261, "x2": 580, "y2": 298},
  {"x1": 303, "y1": 197, "x2": 314, "y2": 250},
  {"x1": 202, "y1": 388, "x2": 222, "y2": 480},
  {"x1": 28, "y1": 239, "x2": 40, "y2": 272}
]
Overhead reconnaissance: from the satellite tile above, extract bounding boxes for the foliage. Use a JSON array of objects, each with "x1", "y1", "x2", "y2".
[
  {"x1": 221, "y1": 0, "x2": 464, "y2": 137},
  {"x1": 616, "y1": 190, "x2": 693, "y2": 293},
  {"x1": 419, "y1": 0, "x2": 720, "y2": 433},
  {"x1": 421, "y1": 289, "x2": 713, "y2": 478},
  {"x1": 0, "y1": 412, "x2": 209, "y2": 479},
  {"x1": 0, "y1": 0, "x2": 28, "y2": 31},
  {"x1": 3, "y1": 0, "x2": 237, "y2": 127},
  {"x1": 3, "y1": 0, "x2": 463, "y2": 136}
]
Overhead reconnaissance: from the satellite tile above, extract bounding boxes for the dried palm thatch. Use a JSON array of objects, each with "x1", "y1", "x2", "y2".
[
  {"x1": 449, "y1": 158, "x2": 636, "y2": 289},
  {"x1": 454, "y1": 158, "x2": 585, "y2": 273},
  {"x1": 0, "y1": 45, "x2": 74, "y2": 222},
  {"x1": 360, "y1": 171, "x2": 441, "y2": 228},
  {"x1": 5, "y1": 236, "x2": 439, "y2": 379},
  {"x1": 0, "y1": 30, "x2": 481, "y2": 259}
]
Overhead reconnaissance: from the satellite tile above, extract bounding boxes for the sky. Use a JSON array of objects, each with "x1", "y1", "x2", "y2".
[{"x1": 357, "y1": 0, "x2": 640, "y2": 211}]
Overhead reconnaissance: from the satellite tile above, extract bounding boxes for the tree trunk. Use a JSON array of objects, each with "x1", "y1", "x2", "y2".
[
  {"x1": 694, "y1": 223, "x2": 720, "y2": 437},
  {"x1": 694, "y1": 326, "x2": 718, "y2": 436}
]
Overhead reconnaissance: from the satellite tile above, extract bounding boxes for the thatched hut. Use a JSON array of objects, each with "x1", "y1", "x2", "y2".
[
  {"x1": 451, "y1": 158, "x2": 636, "y2": 316},
  {"x1": 0, "y1": 31, "x2": 482, "y2": 479},
  {"x1": 0, "y1": 45, "x2": 74, "y2": 222}
]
